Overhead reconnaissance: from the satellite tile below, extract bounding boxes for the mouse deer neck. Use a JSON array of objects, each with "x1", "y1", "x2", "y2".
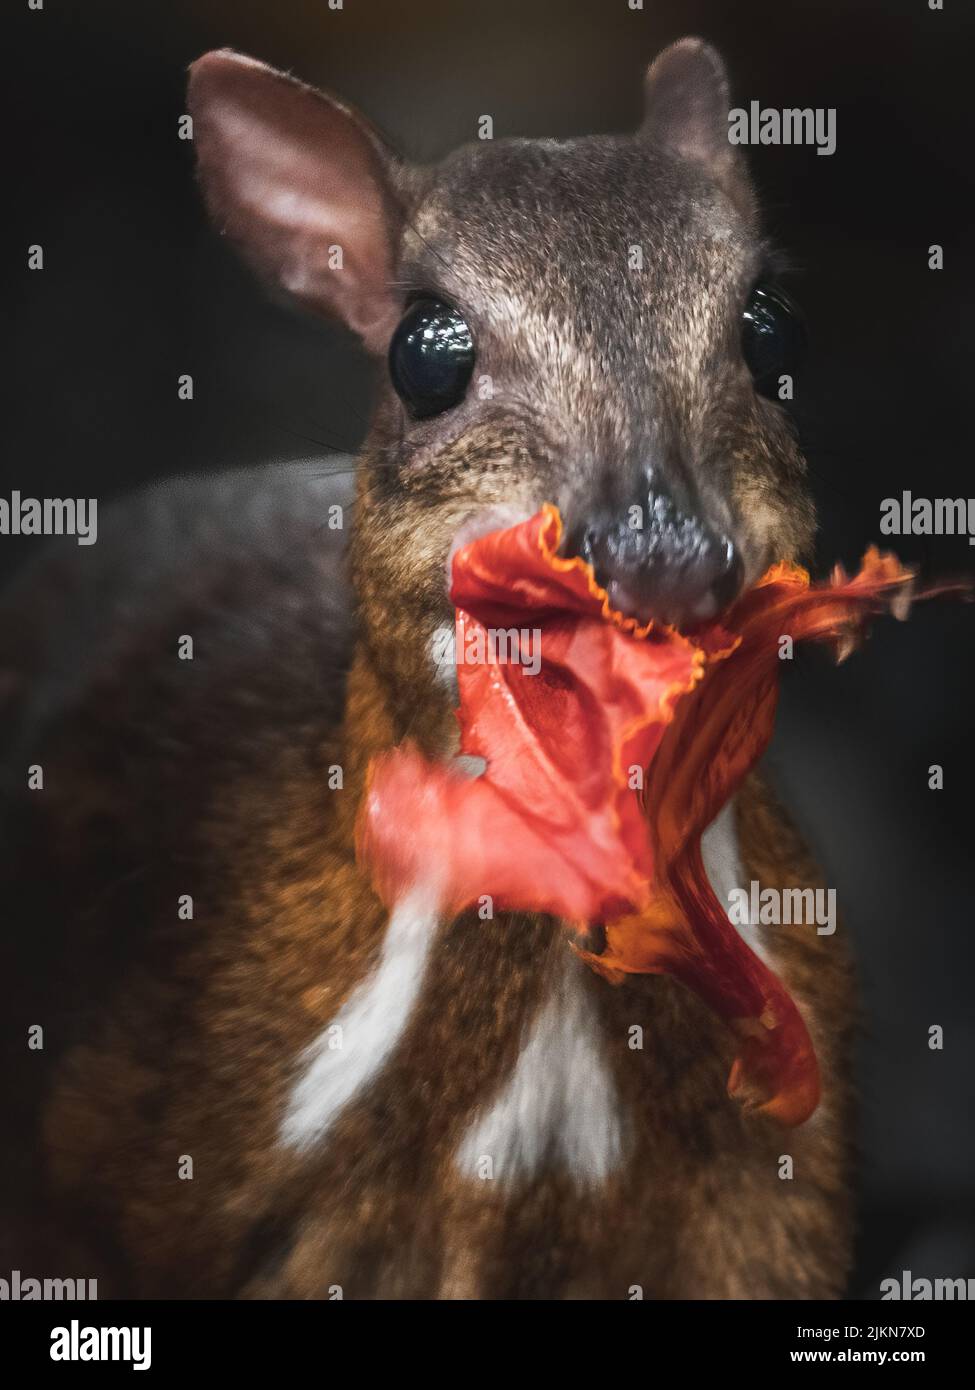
[
  {"x1": 344, "y1": 635, "x2": 455, "y2": 760},
  {"x1": 346, "y1": 451, "x2": 462, "y2": 745},
  {"x1": 332, "y1": 637, "x2": 456, "y2": 854}
]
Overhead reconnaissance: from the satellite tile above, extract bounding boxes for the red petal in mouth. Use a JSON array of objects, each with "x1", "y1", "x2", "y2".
[{"x1": 357, "y1": 505, "x2": 953, "y2": 1127}]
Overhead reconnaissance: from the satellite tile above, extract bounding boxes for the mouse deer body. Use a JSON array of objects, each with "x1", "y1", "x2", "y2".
[{"x1": 0, "y1": 40, "x2": 854, "y2": 1298}]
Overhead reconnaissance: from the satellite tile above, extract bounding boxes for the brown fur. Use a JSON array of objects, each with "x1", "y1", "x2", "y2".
[
  {"x1": 0, "y1": 577, "x2": 855, "y2": 1296},
  {"x1": 0, "y1": 40, "x2": 855, "y2": 1298}
]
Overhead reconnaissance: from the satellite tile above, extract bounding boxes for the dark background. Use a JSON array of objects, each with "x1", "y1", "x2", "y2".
[{"x1": 6, "y1": 0, "x2": 974, "y2": 1297}]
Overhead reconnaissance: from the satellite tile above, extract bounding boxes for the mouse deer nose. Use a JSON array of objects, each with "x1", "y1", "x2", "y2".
[{"x1": 565, "y1": 489, "x2": 743, "y2": 629}]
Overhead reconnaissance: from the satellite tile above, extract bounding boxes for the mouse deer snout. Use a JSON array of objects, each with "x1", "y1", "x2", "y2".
[{"x1": 564, "y1": 485, "x2": 743, "y2": 630}]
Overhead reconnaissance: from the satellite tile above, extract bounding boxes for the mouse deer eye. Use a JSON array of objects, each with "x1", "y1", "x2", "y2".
[
  {"x1": 741, "y1": 282, "x2": 806, "y2": 400},
  {"x1": 388, "y1": 298, "x2": 475, "y2": 419}
]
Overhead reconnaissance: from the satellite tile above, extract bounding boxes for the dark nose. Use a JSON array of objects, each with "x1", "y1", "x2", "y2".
[{"x1": 565, "y1": 489, "x2": 743, "y2": 629}]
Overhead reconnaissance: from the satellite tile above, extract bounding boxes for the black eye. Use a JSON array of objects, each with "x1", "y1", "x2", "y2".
[
  {"x1": 741, "y1": 282, "x2": 806, "y2": 399},
  {"x1": 388, "y1": 298, "x2": 475, "y2": 419}
]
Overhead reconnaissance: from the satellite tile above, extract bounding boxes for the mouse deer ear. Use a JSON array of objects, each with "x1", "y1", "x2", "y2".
[
  {"x1": 188, "y1": 49, "x2": 405, "y2": 354},
  {"x1": 641, "y1": 38, "x2": 750, "y2": 210}
]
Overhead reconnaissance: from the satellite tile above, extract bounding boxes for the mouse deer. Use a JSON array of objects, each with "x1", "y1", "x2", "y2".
[{"x1": 0, "y1": 38, "x2": 854, "y2": 1298}]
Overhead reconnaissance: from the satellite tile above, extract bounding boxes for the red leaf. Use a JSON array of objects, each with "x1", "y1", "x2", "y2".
[{"x1": 357, "y1": 506, "x2": 941, "y2": 1126}]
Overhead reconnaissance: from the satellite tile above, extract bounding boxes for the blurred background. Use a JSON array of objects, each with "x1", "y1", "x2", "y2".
[{"x1": 5, "y1": 0, "x2": 974, "y2": 1297}]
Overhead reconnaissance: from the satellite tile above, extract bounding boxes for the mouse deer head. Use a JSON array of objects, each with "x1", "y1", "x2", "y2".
[{"x1": 188, "y1": 40, "x2": 814, "y2": 738}]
